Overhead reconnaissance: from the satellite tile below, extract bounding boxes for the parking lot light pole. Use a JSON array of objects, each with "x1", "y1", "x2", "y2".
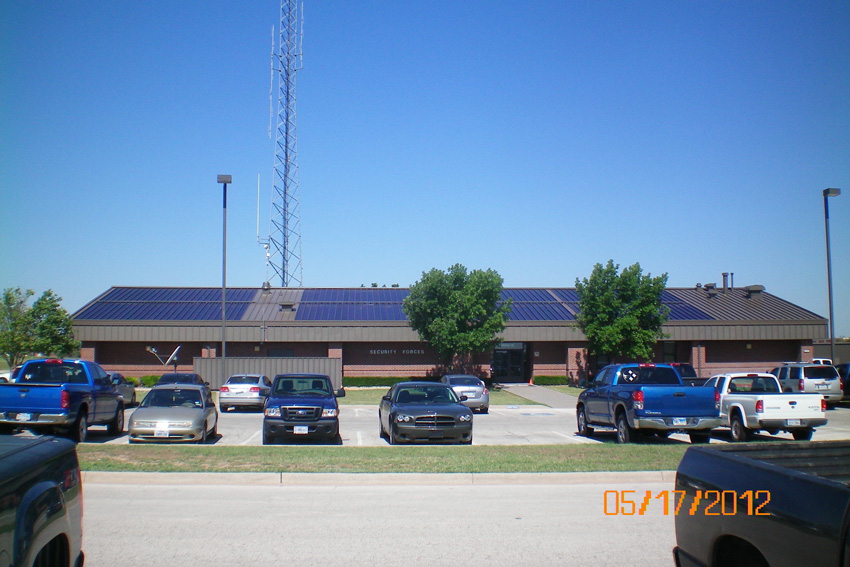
[
  {"x1": 823, "y1": 188, "x2": 840, "y2": 363},
  {"x1": 218, "y1": 175, "x2": 232, "y2": 386}
]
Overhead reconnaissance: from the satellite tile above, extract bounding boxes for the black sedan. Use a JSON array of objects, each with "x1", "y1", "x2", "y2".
[{"x1": 379, "y1": 381, "x2": 473, "y2": 445}]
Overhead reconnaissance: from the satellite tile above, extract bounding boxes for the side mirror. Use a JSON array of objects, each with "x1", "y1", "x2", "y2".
[
  {"x1": 382, "y1": 395, "x2": 390, "y2": 402},
  {"x1": 112, "y1": 378, "x2": 120, "y2": 386},
  {"x1": 335, "y1": 388, "x2": 346, "y2": 398},
  {"x1": 459, "y1": 395, "x2": 468, "y2": 402}
]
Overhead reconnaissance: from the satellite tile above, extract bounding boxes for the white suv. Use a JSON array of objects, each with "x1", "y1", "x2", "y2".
[{"x1": 769, "y1": 363, "x2": 842, "y2": 404}]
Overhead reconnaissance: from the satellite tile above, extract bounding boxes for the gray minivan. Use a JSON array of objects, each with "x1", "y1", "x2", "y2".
[{"x1": 769, "y1": 363, "x2": 842, "y2": 405}]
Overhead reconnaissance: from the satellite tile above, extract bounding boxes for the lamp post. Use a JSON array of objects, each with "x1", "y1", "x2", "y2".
[
  {"x1": 218, "y1": 175, "x2": 231, "y2": 386},
  {"x1": 823, "y1": 188, "x2": 840, "y2": 363}
]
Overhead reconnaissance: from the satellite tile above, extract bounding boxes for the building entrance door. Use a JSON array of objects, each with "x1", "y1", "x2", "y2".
[{"x1": 491, "y1": 343, "x2": 527, "y2": 382}]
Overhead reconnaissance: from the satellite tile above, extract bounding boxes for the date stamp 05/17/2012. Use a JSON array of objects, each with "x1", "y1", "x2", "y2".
[{"x1": 603, "y1": 490, "x2": 771, "y2": 517}]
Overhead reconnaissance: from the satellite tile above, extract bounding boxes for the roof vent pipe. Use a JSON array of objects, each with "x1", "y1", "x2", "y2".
[{"x1": 722, "y1": 273, "x2": 728, "y2": 293}]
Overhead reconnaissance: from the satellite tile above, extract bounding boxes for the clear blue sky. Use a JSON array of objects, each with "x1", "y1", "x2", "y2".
[{"x1": 2, "y1": 1, "x2": 848, "y2": 335}]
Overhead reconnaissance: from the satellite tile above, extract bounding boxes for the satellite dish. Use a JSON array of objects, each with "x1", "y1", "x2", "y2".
[{"x1": 165, "y1": 346, "x2": 182, "y2": 367}]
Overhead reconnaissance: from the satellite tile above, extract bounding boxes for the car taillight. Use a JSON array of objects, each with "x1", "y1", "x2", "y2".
[
  {"x1": 61, "y1": 390, "x2": 71, "y2": 409},
  {"x1": 483, "y1": 388, "x2": 489, "y2": 395},
  {"x1": 715, "y1": 390, "x2": 721, "y2": 409},
  {"x1": 638, "y1": 363, "x2": 656, "y2": 368},
  {"x1": 632, "y1": 390, "x2": 644, "y2": 410},
  {"x1": 45, "y1": 359, "x2": 62, "y2": 364},
  {"x1": 755, "y1": 400, "x2": 764, "y2": 413},
  {"x1": 220, "y1": 386, "x2": 229, "y2": 393},
  {"x1": 822, "y1": 398, "x2": 827, "y2": 412},
  {"x1": 249, "y1": 387, "x2": 260, "y2": 393},
  {"x1": 799, "y1": 379, "x2": 805, "y2": 392}
]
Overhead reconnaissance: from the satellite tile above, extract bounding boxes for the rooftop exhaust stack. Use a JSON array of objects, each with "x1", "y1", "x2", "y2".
[{"x1": 722, "y1": 273, "x2": 729, "y2": 293}]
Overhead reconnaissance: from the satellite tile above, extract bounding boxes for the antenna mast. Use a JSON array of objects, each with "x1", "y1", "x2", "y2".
[{"x1": 268, "y1": 0, "x2": 303, "y2": 287}]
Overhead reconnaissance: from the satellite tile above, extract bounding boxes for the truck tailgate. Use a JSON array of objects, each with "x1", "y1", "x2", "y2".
[
  {"x1": 0, "y1": 383, "x2": 63, "y2": 415},
  {"x1": 760, "y1": 393, "x2": 824, "y2": 420},
  {"x1": 643, "y1": 385, "x2": 717, "y2": 416}
]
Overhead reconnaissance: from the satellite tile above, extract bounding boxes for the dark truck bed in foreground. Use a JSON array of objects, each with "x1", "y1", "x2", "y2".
[{"x1": 674, "y1": 440, "x2": 850, "y2": 567}]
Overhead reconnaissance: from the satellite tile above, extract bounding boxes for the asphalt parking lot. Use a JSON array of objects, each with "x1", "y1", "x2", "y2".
[{"x1": 89, "y1": 386, "x2": 850, "y2": 446}]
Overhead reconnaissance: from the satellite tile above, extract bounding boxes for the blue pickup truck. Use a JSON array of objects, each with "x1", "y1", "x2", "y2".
[
  {"x1": 0, "y1": 358, "x2": 124, "y2": 442},
  {"x1": 576, "y1": 363, "x2": 721, "y2": 443},
  {"x1": 262, "y1": 373, "x2": 345, "y2": 444}
]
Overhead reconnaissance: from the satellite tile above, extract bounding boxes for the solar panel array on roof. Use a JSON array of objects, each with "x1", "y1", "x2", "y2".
[
  {"x1": 501, "y1": 288, "x2": 555, "y2": 302},
  {"x1": 551, "y1": 289, "x2": 580, "y2": 302},
  {"x1": 295, "y1": 302, "x2": 407, "y2": 321},
  {"x1": 660, "y1": 290, "x2": 713, "y2": 321},
  {"x1": 74, "y1": 287, "x2": 256, "y2": 321},
  {"x1": 500, "y1": 288, "x2": 575, "y2": 321},
  {"x1": 301, "y1": 288, "x2": 409, "y2": 302}
]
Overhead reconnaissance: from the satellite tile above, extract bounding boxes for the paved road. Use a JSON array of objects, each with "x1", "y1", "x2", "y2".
[{"x1": 81, "y1": 474, "x2": 678, "y2": 567}]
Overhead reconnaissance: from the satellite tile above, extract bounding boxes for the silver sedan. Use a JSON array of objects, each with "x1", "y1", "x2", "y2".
[
  {"x1": 440, "y1": 374, "x2": 490, "y2": 413},
  {"x1": 127, "y1": 384, "x2": 217, "y2": 443},
  {"x1": 219, "y1": 374, "x2": 272, "y2": 412}
]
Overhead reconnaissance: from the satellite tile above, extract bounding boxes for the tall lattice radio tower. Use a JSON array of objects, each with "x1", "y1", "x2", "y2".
[{"x1": 267, "y1": 0, "x2": 303, "y2": 287}]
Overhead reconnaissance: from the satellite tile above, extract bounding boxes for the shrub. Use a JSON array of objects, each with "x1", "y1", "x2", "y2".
[
  {"x1": 138, "y1": 375, "x2": 160, "y2": 388},
  {"x1": 529, "y1": 376, "x2": 570, "y2": 385},
  {"x1": 342, "y1": 377, "x2": 417, "y2": 388}
]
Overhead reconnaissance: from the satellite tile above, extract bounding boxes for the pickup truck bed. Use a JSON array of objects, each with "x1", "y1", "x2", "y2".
[{"x1": 674, "y1": 441, "x2": 850, "y2": 567}]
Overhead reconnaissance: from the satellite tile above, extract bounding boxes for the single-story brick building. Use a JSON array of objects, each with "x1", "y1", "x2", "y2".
[{"x1": 70, "y1": 281, "x2": 827, "y2": 389}]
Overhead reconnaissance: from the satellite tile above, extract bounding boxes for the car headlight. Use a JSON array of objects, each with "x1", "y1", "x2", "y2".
[
  {"x1": 459, "y1": 414, "x2": 472, "y2": 422},
  {"x1": 133, "y1": 420, "x2": 157, "y2": 428},
  {"x1": 265, "y1": 407, "x2": 281, "y2": 418},
  {"x1": 171, "y1": 421, "x2": 192, "y2": 428},
  {"x1": 395, "y1": 414, "x2": 412, "y2": 423},
  {"x1": 322, "y1": 408, "x2": 339, "y2": 418}
]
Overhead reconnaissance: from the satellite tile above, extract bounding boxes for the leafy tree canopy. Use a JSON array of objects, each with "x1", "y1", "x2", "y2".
[
  {"x1": 0, "y1": 288, "x2": 80, "y2": 369},
  {"x1": 575, "y1": 260, "x2": 669, "y2": 362},
  {"x1": 403, "y1": 264, "x2": 512, "y2": 363}
]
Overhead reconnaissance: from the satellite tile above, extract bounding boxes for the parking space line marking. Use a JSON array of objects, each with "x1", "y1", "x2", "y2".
[{"x1": 241, "y1": 430, "x2": 261, "y2": 445}]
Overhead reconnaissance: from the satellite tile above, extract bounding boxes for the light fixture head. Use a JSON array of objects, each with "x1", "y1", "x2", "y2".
[
  {"x1": 217, "y1": 174, "x2": 232, "y2": 184},
  {"x1": 824, "y1": 188, "x2": 840, "y2": 197}
]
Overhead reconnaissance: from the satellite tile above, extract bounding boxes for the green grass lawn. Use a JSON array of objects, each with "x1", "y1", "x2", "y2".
[
  {"x1": 78, "y1": 443, "x2": 688, "y2": 473},
  {"x1": 546, "y1": 385, "x2": 586, "y2": 397}
]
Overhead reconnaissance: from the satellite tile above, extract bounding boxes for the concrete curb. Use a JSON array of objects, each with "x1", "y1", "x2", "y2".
[{"x1": 81, "y1": 470, "x2": 677, "y2": 486}]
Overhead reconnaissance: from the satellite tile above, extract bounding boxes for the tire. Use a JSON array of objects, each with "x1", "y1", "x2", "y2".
[
  {"x1": 689, "y1": 432, "x2": 711, "y2": 444},
  {"x1": 461, "y1": 434, "x2": 473, "y2": 445},
  {"x1": 0, "y1": 424, "x2": 13, "y2": 435},
  {"x1": 480, "y1": 407, "x2": 489, "y2": 414},
  {"x1": 577, "y1": 406, "x2": 593, "y2": 437},
  {"x1": 792, "y1": 428, "x2": 813, "y2": 441},
  {"x1": 210, "y1": 417, "x2": 217, "y2": 437},
  {"x1": 729, "y1": 412, "x2": 750, "y2": 442},
  {"x1": 131, "y1": 393, "x2": 136, "y2": 406},
  {"x1": 107, "y1": 404, "x2": 124, "y2": 437},
  {"x1": 388, "y1": 423, "x2": 399, "y2": 445},
  {"x1": 219, "y1": 404, "x2": 228, "y2": 412},
  {"x1": 616, "y1": 412, "x2": 634, "y2": 444},
  {"x1": 262, "y1": 430, "x2": 273, "y2": 445},
  {"x1": 70, "y1": 411, "x2": 88, "y2": 443},
  {"x1": 198, "y1": 426, "x2": 207, "y2": 444}
]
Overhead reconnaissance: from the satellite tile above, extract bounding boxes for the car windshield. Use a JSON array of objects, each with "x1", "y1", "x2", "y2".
[
  {"x1": 804, "y1": 366, "x2": 839, "y2": 380},
  {"x1": 18, "y1": 361, "x2": 88, "y2": 385},
  {"x1": 448, "y1": 377, "x2": 482, "y2": 387},
  {"x1": 227, "y1": 376, "x2": 260, "y2": 385},
  {"x1": 395, "y1": 385, "x2": 459, "y2": 404},
  {"x1": 273, "y1": 377, "x2": 331, "y2": 396},
  {"x1": 728, "y1": 376, "x2": 780, "y2": 393},
  {"x1": 143, "y1": 389, "x2": 203, "y2": 408}
]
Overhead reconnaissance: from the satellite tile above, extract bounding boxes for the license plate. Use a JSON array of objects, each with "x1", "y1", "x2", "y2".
[
  {"x1": 293, "y1": 425, "x2": 309, "y2": 435},
  {"x1": 16, "y1": 413, "x2": 32, "y2": 422},
  {"x1": 154, "y1": 428, "x2": 169, "y2": 437},
  {"x1": 672, "y1": 418, "x2": 687, "y2": 426},
  {"x1": 816, "y1": 384, "x2": 828, "y2": 390},
  {"x1": 786, "y1": 419, "x2": 801, "y2": 426}
]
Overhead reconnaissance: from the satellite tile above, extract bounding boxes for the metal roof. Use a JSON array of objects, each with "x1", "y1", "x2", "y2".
[{"x1": 72, "y1": 285, "x2": 824, "y2": 326}]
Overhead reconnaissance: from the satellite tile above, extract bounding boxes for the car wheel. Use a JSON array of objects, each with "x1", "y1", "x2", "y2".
[
  {"x1": 730, "y1": 413, "x2": 750, "y2": 442},
  {"x1": 219, "y1": 404, "x2": 228, "y2": 412},
  {"x1": 792, "y1": 428, "x2": 813, "y2": 441},
  {"x1": 480, "y1": 407, "x2": 489, "y2": 414},
  {"x1": 615, "y1": 412, "x2": 633, "y2": 444},
  {"x1": 199, "y1": 426, "x2": 207, "y2": 444},
  {"x1": 210, "y1": 417, "x2": 217, "y2": 437},
  {"x1": 262, "y1": 430, "x2": 273, "y2": 445},
  {"x1": 131, "y1": 393, "x2": 136, "y2": 406},
  {"x1": 107, "y1": 405, "x2": 124, "y2": 436},
  {"x1": 70, "y1": 412, "x2": 88, "y2": 443},
  {"x1": 388, "y1": 424, "x2": 398, "y2": 445},
  {"x1": 577, "y1": 406, "x2": 593, "y2": 437}
]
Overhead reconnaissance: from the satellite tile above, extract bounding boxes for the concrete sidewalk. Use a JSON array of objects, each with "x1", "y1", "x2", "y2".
[{"x1": 501, "y1": 383, "x2": 578, "y2": 409}]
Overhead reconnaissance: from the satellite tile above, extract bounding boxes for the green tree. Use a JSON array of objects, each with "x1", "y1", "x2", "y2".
[
  {"x1": 403, "y1": 264, "x2": 512, "y2": 365},
  {"x1": 0, "y1": 288, "x2": 80, "y2": 368},
  {"x1": 575, "y1": 260, "x2": 669, "y2": 362}
]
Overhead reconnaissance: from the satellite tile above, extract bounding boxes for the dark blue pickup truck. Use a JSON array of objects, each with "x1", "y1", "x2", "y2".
[
  {"x1": 0, "y1": 358, "x2": 124, "y2": 442},
  {"x1": 262, "y1": 373, "x2": 345, "y2": 444},
  {"x1": 576, "y1": 363, "x2": 721, "y2": 443},
  {"x1": 0, "y1": 435, "x2": 84, "y2": 567}
]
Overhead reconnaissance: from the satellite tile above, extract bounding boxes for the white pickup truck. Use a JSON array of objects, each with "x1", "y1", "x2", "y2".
[{"x1": 704, "y1": 372, "x2": 827, "y2": 442}]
